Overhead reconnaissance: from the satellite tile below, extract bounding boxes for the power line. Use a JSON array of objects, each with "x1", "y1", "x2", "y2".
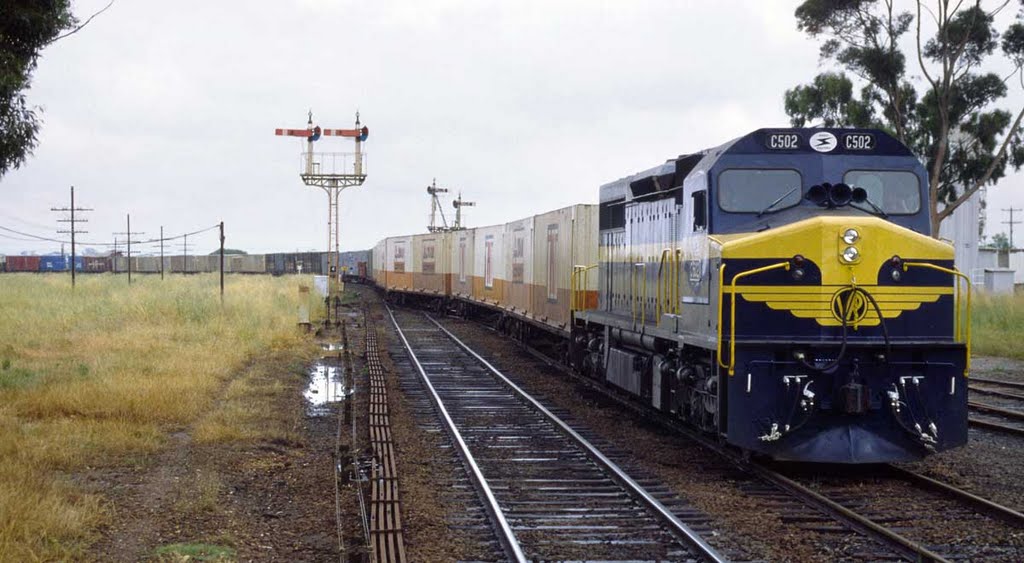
[
  {"x1": 1003, "y1": 207, "x2": 1022, "y2": 248},
  {"x1": 0, "y1": 222, "x2": 220, "y2": 247},
  {"x1": 51, "y1": 186, "x2": 92, "y2": 288},
  {"x1": 113, "y1": 214, "x2": 144, "y2": 285}
]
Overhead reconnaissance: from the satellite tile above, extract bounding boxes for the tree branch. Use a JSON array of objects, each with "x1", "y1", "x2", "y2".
[
  {"x1": 917, "y1": 1, "x2": 939, "y2": 89},
  {"x1": 48, "y1": 1, "x2": 115, "y2": 44},
  {"x1": 938, "y1": 102, "x2": 1024, "y2": 222}
]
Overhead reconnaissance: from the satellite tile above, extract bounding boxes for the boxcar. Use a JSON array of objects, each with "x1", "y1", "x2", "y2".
[
  {"x1": 83, "y1": 256, "x2": 111, "y2": 273},
  {"x1": 8, "y1": 256, "x2": 41, "y2": 272},
  {"x1": 40, "y1": 255, "x2": 83, "y2": 272}
]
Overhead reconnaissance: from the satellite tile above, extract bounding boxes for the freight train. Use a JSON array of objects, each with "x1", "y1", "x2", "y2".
[
  {"x1": 366, "y1": 128, "x2": 970, "y2": 464},
  {"x1": 0, "y1": 251, "x2": 369, "y2": 277}
]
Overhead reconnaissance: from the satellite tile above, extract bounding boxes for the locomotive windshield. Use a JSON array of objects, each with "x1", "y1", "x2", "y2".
[
  {"x1": 843, "y1": 170, "x2": 921, "y2": 215},
  {"x1": 717, "y1": 169, "x2": 802, "y2": 213}
]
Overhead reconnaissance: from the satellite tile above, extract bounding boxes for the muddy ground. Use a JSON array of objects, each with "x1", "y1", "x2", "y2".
[{"x1": 83, "y1": 312, "x2": 366, "y2": 561}]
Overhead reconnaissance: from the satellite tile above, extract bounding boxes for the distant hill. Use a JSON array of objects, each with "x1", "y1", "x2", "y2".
[{"x1": 209, "y1": 249, "x2": 247, "y2": 255}]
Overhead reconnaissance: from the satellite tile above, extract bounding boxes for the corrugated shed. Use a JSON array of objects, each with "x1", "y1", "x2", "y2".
[{"x1": 938, "y1": 191, "x2": 982, "y2": 284}]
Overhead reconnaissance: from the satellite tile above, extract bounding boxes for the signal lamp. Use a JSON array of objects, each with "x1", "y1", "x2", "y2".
[
  {"x1": 841, "y1": 246, "x2": 860, "y2": 263},
  {"x1": 842, "y1": 228, "x2": 860, "y2": 244}
]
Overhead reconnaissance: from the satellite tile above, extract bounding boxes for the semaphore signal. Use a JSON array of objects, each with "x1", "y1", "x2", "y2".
[{"x1": 275, "y1": 110, "x2": 369, "y2": 315}]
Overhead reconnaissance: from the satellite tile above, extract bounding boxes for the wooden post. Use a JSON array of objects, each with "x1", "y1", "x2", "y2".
[{"x1": 219, "y1": 221, "x2": 225, "y2": 301}]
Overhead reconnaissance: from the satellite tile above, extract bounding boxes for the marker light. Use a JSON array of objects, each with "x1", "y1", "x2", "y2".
[
  {"x1": 842, "y1": 228, "x2": 860, "y2": 244},
  {"x1": 841, "y1": 246, "x2": 860, "y2": 263}
]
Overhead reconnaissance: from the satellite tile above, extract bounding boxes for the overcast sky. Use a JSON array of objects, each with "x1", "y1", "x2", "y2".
[{"x1": 3, "y1": 0, "x2": 1024, "y2": 256}]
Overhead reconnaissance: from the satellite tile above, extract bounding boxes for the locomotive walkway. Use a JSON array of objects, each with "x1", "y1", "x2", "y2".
[{"x1": 386, "y1": 305, "x2": 726, "y2": 562}]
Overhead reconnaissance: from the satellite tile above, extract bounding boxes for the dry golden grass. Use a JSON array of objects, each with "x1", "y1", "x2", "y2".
[{"x1": 0, "y1": 273, "x2": 317, "y2": 561}]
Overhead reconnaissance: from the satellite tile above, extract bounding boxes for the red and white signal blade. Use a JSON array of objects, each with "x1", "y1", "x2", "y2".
[
  {"x1": 274, "y1": 128, "x2": 312, "y2": 137},
  {"x1": 321, "y1": 129, "x2": 361, "y2": 137}
]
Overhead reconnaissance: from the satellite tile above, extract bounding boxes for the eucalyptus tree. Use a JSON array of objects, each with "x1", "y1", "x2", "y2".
[{"x1": 785, "y1": 0, "x2": 1024, "y2": 237}]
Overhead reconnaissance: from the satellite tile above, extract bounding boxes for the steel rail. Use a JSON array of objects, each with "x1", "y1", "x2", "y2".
[
  {"x1": 747, "y1": 464, "x2": 951, "y2": 563},
  {"x1": 969, "y1": 385, "x2": 1024, "y2": 401},
  {"x1": 424, "y1": 313, "x2": 728, "y2": 563},
  {"x1": 510, "y1": 331, "x2": 950, "y2": 562},
  {"x1": 970, "y1": 376, "x2": 1024, "y2": 390},
  {"x1": 969, "y1": 416, "x2": 1024, "y2": 437},
  {"x1": 887, "y1": 465, "x2": 1024, "y2": 528},
  {"x1": 385, "y1": 306, "x2": 527, "y2": 563},
  {"x1": 969, "y1": 401, "x2": 1024, "y2": 421}
]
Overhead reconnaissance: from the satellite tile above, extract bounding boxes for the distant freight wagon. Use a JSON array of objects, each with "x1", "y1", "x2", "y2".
[
  {"x1": 6, "y1": 256, "x2": 41, "y2": 272},
  {"x1": 39, "y1": 256, "x2": 84, "y2": 272}
]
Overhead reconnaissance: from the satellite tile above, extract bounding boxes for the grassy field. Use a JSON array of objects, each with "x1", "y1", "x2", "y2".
[
  {"x1": 972, "y1": 290, "x2": 1024, "y2": 359},
  {"x1": 0, "y1": 273, "x2": 318, "y2": 561}
]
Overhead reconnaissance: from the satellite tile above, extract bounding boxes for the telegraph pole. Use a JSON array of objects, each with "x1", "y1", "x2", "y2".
[
  {"x1": 114, "y1": 214, "x2": 144, "y2": 284},
  {"x1": 1003, "y1": 207, "x2": 1022, "y2": 248},
  {"x1": 51, "y1": 186, "x2": 92, "y2": 288},
  {"x1": 160, "y1": 226, "x2": 165, "y2": 280},
  {"x1": 219, "y1": 221, "x2": 225, "y2": 301},
  {"x1": 181, "y1": 234, "x2": 193, "y2": 275}
]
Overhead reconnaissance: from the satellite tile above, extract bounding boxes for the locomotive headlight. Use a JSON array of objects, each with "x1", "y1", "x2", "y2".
[
  {"x1": 841, "y1": 246, "x2": 860, "y2": 263},
  {"x1": 842, "y1": 228, "x2": 860, "y2": 244}
]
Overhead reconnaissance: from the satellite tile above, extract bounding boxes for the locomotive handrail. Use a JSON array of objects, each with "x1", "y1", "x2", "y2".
[
  {"x1": 903, "y1": 261, "x2": 971, "y2": 375},
  {"x1": 656, "y1": 249, "x2": 680, "y2": 319},
  {"x1": 671, "y1": 250, "x2": 679, "y2": 315},
  {"x1": 631, "y1": 262, "x2": 647, "y2": 328},
  {"x1": 570, "y1": 264, "x2": 598, "y2": 313},
  {"x1": 718, "y1": 261, "x2": 791, "y2": 376}
]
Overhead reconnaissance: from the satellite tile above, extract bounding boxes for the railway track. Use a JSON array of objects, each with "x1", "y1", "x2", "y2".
[
  {"x1": 423, "y1": 314, "x2": 1024, "y2": 561},
  {"x1": 385, "y1": 305, "x2": 725, "y2": 562},
  {"x1": 969, "y1": 376, "x2": 1024, "y2": 437}
]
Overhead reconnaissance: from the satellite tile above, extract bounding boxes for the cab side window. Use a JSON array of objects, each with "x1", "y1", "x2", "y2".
[{"x1": 692, "y1": 190, "x2": 707, "y2": 231}]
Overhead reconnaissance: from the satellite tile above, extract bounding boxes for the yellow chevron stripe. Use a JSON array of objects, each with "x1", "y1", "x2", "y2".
[{"x1": 729, "y1": 284, "x2": 950, "y2": 327}]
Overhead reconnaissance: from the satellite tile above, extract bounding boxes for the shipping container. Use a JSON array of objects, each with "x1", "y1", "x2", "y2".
[
  {"x1": 472, "y1": 224, "x2": 506, "y2": 306},
  {"x1": 384, "y1": 237, "x2": 413, "y2": 290},
  {"x1": 531, "y1": 204, "x2": 598, "y2": 330},
  {"x1": 371, "y1": 240, "x2": 386, "y2": 285},
  {"x1": 7, "y1": 256, "x2": 41, "y2": 272},
  {"x1": 449, "y1": 230, "x2": 475, "y2": 297},
  {"x1": 504, "y1": 216, "x2": 534, "y2": 316},
  {"x1": 39, "y1": 255, "x2": 83, "y2": 272},
  {"x1": 411, "y1": 232, "x2": 451, "y2": 295},
  {"x1": 0, "y1": 254, "x2": 6, "y2": 273}
]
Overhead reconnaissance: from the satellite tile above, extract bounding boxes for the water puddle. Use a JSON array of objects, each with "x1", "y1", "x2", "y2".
[{"x1": 305, "y1": 348, "x2": 348, "y2": 416}]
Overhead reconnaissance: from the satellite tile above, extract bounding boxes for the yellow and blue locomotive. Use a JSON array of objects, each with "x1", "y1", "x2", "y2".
[{"x1": 574, "y1": 128, "x2": 969, "y2": 463}]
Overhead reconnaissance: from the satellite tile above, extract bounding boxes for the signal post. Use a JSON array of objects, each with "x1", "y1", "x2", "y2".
[{"x1": 275, "y1": 111, "x2": 369, "y2": 312}]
